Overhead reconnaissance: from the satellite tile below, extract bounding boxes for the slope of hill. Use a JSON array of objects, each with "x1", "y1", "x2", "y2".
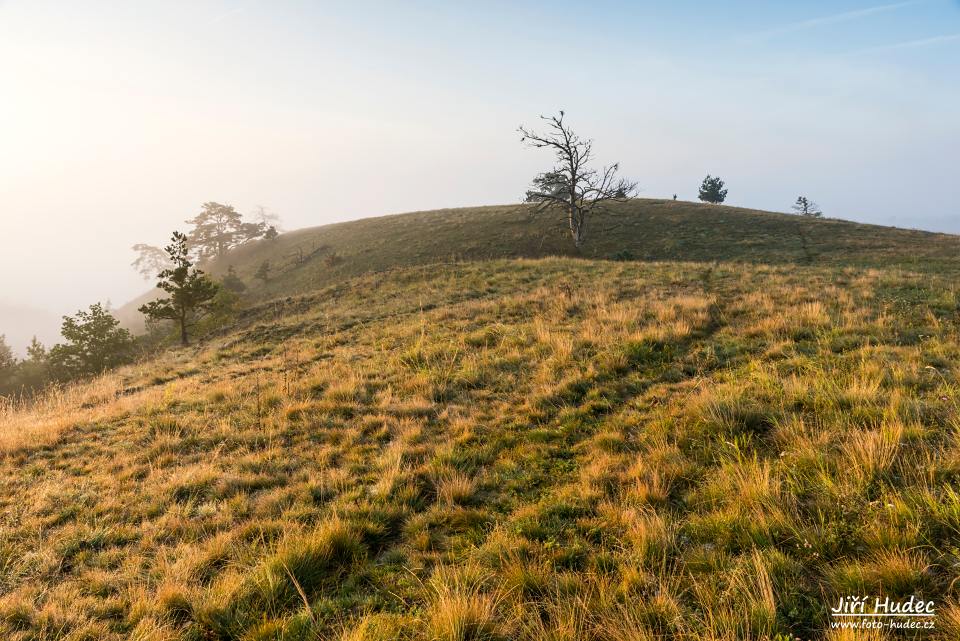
[
  {"x1": 3, "y1": 246, "x2": 960, "y2": 639},
  {"x1": 115, "y1": 199, "x2": 960, "y2": 329}
]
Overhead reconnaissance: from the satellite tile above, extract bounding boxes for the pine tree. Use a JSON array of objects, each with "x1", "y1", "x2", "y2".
[
  {"x1": 255, "y1": 260, "x2": 271, "y2": 284},
  {"x1": 698, "y1": 175, "x2": 728, "y2": 204},
  {"x1": 0, "y1": 335, "x2": 14, "y2": 371},
  {"x1": 0, "y1": 335, "x2": 14, "y2": 383},
  {"x1": 20, "y1": 337, "x2": 48, "y2": 389},
  {"x1": 0, "y1": 335, "x2": 14, "y2": 395},
  {"x1": 185, "y1": 202, "x2": 248, "y2": 261},
  {"x1": 131, "y1": 243, "x2": 173, "y2": 279},
  {"x1": 238, "y1": 221, "x2": 268, "y2": 244},
  {"x1": 26, "y1": 337, "x2": 46, "y2": 362},
  {"x1": 221, "y1": 265, "x2": 247, "y2": 294},
  {"x1": 139, "y1": 232, "x2": 220, "y2": 346},
  {"x1": 792, "y1": 196, "x2": 822, "y2": 218}
]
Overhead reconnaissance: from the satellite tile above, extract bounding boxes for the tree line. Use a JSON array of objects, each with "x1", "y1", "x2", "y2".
[
  {"x1": 1, "y1": 203, "x2": 282, "y2": 398},
  {"x1": 0, "y1": 304, "x2": 133, "y2": 396},
  {"x1": 132, "y1": 202, "x2": 279, "y2": 278}
]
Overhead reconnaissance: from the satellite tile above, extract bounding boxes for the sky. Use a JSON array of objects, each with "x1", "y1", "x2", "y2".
[{"x1": 1, "y1": 0, "x2": 958, "y2": 348}]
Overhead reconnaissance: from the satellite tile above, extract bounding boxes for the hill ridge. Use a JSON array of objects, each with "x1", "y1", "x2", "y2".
[{"x1": 116, "y1": 198, "x2": 960, "y2": 330}]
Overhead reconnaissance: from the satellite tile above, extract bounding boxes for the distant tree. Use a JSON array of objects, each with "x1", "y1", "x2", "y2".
[
  {"x1": 238, "y1": 221, "x2": 268, "y2": 244},
  {"x1": 0, "y1": 336, "x2": 50, "y2": 397},
  {"x1": 792, "y1": 196, "x2": 822, "y2": 218},
  {"x1": 47, "y1": 304, "x2": 133, "y2": 380},
  {"x1": 186, "y1": 202, "x2": 261, "y2": 261},
  {"x1": 252, "y1": 205, "x2": 282, "y2": 231},
  {"x1": 672, "y1": 194, "x2": 678, "y2": 201},
  {"x1": 23, "y1": 337, "x2": 48, "y2": 385},
  {"x1": 0, "y1": 335, "x2": 15, "y2": 392},
  {"x1": 698, "y1": 175, "x2": 728, "y2": 204},
  {"x1": 131, "y1": 243, "x2": 173, "y2": 280},
  {"x1": 520, "y1": 111, "x2": 637, "y2": 249},
  {"x1": 26, "y1": 337, "x2": 46, "y2": 363},
  {"x1": 255, "y1": 260, "x2": 272, "y2": 284},
  {"x1": 133, "y1": 203, "x2": 271, "y2": 276},
  {"x1": 0, "y1": 335, "x2": 14, "y2": 371},
  {"x1": 1, "y1": 336, "x2": 48, "y2": 395},
  {"x1": 221, "y1": 265, "x2": 247, "y2": 294},
  {"x1": 139, "y1": 232, "x2": 220, "y2": 346}
]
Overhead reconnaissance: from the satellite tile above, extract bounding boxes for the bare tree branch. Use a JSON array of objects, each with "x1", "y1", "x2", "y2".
[{"x1": 520, "y1": 111, "x2": 637, "y2": 249}]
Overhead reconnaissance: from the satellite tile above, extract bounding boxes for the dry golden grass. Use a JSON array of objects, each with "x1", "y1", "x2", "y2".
[
  {"x1": 2, "y1": 257, "x2": 959, "y2": 639},
  {"x1": 0, "y1": 372, "x2": 146, "y2": 452}
]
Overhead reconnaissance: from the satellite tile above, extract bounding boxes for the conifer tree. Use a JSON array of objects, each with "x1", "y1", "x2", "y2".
[
  {"x1": 698, "y1": 175, "x2": 728, "y2": 204},
  {"x1": 792, "y1": 196, "x2": 822, "y2": 218},
  {"x1": 0, "y1": 335, "x2": 14, "y2": 371},
  {"x1": 186, "y1": 202, "x2": 261, "y2": 260},
  {"x1": 0, "y1": 335, "x2": 14, "y2": 395},
  {"x1": 131, "y1": 243, "x2": 173, "y2": 279},
  {"x1": 255, "y1": 260, "x2": 272, "y2": 284},
  {"x1": 139, "y1": 232, "x2": 220, "y2": 346},
  {"x1": 221, "y1": 265, "x2": 247, "y2": 294}
]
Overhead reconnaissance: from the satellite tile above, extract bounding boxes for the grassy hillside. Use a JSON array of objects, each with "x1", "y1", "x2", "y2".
[
  {"x1": 4, "y1": 249, "x2": 960, "y2": 639},
  {"x1": 116, "y1": 199, "x2": 960, "y2": 329}
]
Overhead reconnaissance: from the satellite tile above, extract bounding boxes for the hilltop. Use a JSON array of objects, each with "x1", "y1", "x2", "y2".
[
  {"x1": 116, "y1": 199, "x2": 960, "y2": 329},
  {"x1": 3, "y1": 203, "x2": 960, "y2": 640}
]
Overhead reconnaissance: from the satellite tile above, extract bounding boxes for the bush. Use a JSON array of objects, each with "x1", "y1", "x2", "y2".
[{"x1": 47, "y1": 303, "x2": 133, "y2": 382}]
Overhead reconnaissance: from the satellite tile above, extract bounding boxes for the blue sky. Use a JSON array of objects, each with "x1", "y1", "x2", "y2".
[{"x1": 0, "y1": 0, "x2": 958, "y2": 320}]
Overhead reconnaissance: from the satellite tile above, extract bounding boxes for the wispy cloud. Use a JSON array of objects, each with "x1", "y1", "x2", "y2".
[
  {"x1": 211, "y1": 1, "x2": 258, "y2": 25},
  {"x1": 847, "y1": 32, "x2": 960, "y2": 55},
  {"x1": 743, "y1": 1, "x2": 923, "y2": 42}
]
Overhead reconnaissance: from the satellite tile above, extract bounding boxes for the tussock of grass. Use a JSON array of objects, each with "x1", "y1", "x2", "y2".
[
  {"x1": 435, "y1": 471, "x2": 478, "y2": 507},
  {"x1": 339, "y1": 613, "x2": 405, "y2": 641},
  {"x1": 828, "y1": 549, "x2": 929, "y2": 597},
  {"x1": 427, "y1": 565, "x2": 504, "y2": 641},
  {"x1": 251, "y1": 518, "x2": 364, "y2": 606}
]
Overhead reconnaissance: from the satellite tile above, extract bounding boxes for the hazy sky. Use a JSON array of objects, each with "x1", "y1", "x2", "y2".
[{"x1": 1, "y1": 0, "x2": 958, "y2": 325}]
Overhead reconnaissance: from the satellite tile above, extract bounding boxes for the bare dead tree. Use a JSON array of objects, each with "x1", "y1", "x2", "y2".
[{"x1": 519, "y1": 111, "x2": 637, "y2": 250}]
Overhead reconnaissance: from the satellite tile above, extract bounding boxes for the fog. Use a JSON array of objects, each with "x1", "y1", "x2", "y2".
[{"x1": 1, "y1": 1, "x2": 958, "y2": 354}]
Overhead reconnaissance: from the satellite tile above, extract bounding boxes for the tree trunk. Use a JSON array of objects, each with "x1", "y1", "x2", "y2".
[
  {"x1": 180, "y1": 313, "x2": 189, "y2": 346},
  {"x1": 569, "y1": 204, "x2": 584, "y2": 250}
]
